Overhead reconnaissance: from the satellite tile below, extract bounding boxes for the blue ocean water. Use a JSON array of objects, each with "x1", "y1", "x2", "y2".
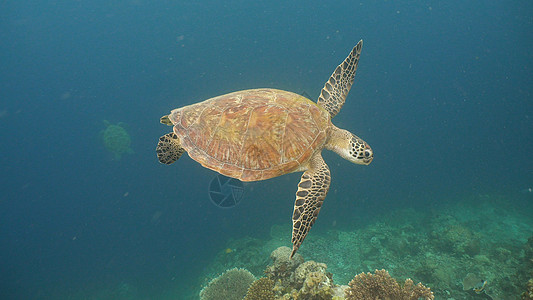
[{"x1": 1, "y1": 1, "x2": 532, "y2": 299}]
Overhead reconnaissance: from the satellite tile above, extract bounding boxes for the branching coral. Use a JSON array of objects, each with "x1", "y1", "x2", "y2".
[
  {"x1": 244, "y1": 277, "x2": 275, "y2": 300},
  {"x1": 199, "y1": 267, "x2": 255, "y2": 300},
  {"x1": 345, "y1": 269, "x2": 434, "y2": 300}
]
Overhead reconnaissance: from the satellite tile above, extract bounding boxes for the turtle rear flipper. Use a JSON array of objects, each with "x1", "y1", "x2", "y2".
[
  {"x1": 160, "y1": 115, "x2": 173, "y2": 126},
  {"x1": 156, "y1": 133, "x2": 185, "y2": 164}
]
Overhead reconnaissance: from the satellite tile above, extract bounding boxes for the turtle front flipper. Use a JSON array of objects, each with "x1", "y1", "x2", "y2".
[
  {"x1": 317, "y1": 40, "x2": 363, "y2": 118},
  {"x1": 290, "y1": 154, "x2": 331, "y2": 258},
  {"x1": 156, "y1": 132, "x2": 185, "y2": 164}
]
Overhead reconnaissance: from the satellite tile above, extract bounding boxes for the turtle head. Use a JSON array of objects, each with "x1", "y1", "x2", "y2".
[
  {"x1": 326, "y1": 127, "x2": 373, "y2": 165},
  {"x1": 346, "y1": 134, "x2": 373, "y2": 165}
]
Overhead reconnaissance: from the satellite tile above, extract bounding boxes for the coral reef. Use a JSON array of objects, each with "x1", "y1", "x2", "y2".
[
  {"x1": 266, "y1": 245, "x2": 304, "y2": 287},
  {"x1": 521, "y1": 238, "x2": 533, "y2": 299},
  {"x1": 263, "y1": 247, "x2": 355, "y2": 299},
  {"x1": 199, "y1": 267, "x2": 255, "y2": 300},
  {"x1": 244, "y1": 277, "x2": 275, "y2": 300},
  {"x1": 200, "y1": 194, "x2": 533, "y2": 299},
  {"x1": 431, "y1": 224, "x2": 481, "y2": 256},
  {"x1": 199, "y1": 247, "x2": 435, "y2": 300},
  {"x1": 522, "y1": 279, "x2": 533, "y2": 299},
  {"x1": 299, "y1": 271, "x2": 336, "y2": 299},
  {"x1": 294, "y1": 261, "x2": 328, "y2": 287},
  {"x1": 345, "y1": 269, "x2": 433, "y2": 300}
]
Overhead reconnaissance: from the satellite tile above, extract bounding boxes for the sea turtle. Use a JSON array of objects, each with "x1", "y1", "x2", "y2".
[
  {"x1": 156, "y1": 40, "x2": 373, "y2": 257},
  {"x1": 101, "y1": 120, "x2": 133, "y2": 159}
]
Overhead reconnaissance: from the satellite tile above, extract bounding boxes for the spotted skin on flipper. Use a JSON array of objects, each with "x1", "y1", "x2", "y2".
[
  {"x1": 291, "y1": 154, "x2": 331, "y2": 258},
  {"x1": 156, "y1": 132, "x2": 185, "y2": 165},
  {"x1": 317, "y1": 40, "x2": 363, "y2": 118}
]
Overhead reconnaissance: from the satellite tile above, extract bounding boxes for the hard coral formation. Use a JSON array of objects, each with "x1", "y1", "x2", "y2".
[
  {"x1": 345, "y1": 269, "x2": 434, "y2": 300},
  {"x1": 244, "y1": 277, "x2": 275, "y2": 300},
  {"x1": 265, "y1": 246, "x2": 342, "y2": 299},
  {"x1": 199, "y1": 267, "x2": 255, "y2": 300},
  {"x1": 265, "y1": 246, "x2": 304, "y2": 287},
  {"x1": 294, "y1": 261, "x2": 328, "y2": 288},
  {"x1": 522, "y1": 279, "x2": 533, "y2": 300},
  {"x1": 299, "y1": 271, "x2": 335, "y2": 299}
]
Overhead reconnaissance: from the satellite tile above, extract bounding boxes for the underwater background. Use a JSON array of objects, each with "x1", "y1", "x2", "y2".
[{"x1": 1, "y1": 0, "x2": 532, "y2": 299}]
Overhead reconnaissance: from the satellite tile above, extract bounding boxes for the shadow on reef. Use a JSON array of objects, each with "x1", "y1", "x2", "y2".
[{"x1": 199, "y1": 246, "x2": 434, "y2": 300}]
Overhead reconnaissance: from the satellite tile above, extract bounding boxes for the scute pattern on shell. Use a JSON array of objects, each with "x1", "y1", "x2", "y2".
[{"x1": 168, "y1": 89, "x2": 330, "y2": 181}]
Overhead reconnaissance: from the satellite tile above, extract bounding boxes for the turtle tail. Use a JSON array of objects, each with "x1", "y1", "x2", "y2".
[
  {"x1": 156, "y1": 132, "x2": 185, "y2": 164},
  {"x1": 160, "y1": 115, "x2": 173, "y2": 126}
]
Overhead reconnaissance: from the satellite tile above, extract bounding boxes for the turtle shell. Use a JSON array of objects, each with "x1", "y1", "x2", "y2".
[{"x1": 168, "y1": 88, "x2": 330, "y2": 181}]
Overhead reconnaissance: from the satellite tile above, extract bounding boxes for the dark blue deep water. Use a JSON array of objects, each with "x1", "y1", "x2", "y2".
[{"x1": 1, "y1": 1, "x2": 532, "y2": 299}]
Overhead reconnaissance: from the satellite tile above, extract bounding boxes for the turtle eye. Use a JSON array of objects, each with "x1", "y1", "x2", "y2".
[{"x1": 364, "y1": 150, "x2": 372, "y2": 157}]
